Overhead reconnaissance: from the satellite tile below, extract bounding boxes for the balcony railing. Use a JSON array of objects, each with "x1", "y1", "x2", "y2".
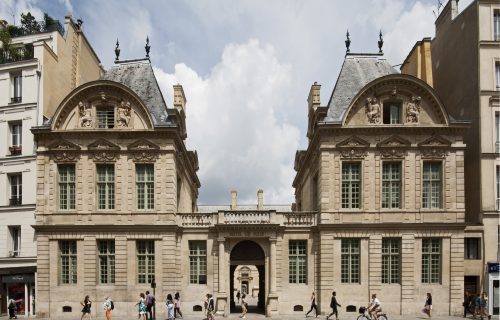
[
  {"x1": 10, "y1": 97, "x2": 22, "y2": 103},
  {"x1": 224, "y1": 211, "x2": 270, "y2": 224},
  {"x1": 8, "y1": 145, "x2": 22, "y2": 156},
  {"x1": 0, "y1": 46, "x2": 34, "y2": 64},
  {"x1": 9, "y1": 197, "x2": 22, "y2": 206},
  {"x1": 178, "y1": 211, "x2": 317, "y2": 227},
  {"x1": 7, "y1": 19, "x2": 64, "y2": 38}
]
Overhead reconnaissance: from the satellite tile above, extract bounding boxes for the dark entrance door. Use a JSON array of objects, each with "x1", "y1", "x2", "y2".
[{"x1": 229, "y1": 240, "x2": 265, "y2": 314}]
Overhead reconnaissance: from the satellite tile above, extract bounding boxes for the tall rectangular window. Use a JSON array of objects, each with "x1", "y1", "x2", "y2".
[
  {"x1": 422, "y1": 162, "x2": 442, "y2": 209},
  {"x1": 9, "y1": 122, "x2": 22, "y2": 155},
  {"x1": 189, "y1": 241, "x2": 207, "y2": 284},
  {"x1": 9, "y1": 174, "x2": 22, "y2": 206},
  {"x1": 136, "y1": 164, "x2": 154, "y2": 209},
  {"x1": 97, "y1": 164, "x2": 115, "y2": 210},
  {"x1": 496, "y1": 113, "x2": 500, "y2": 153},
  {"x1": 382, "y1": 162, "x2": 401, "y2": 209},
  {"x1": 96, "y1": 106, "x2": 115, "y2": 128},
  {"x1": 12, "y1": 74, "x2": 22, "y2": 103},
  {"x1": 137, "y1": 240, "x2": 154, "y2": 284},
  {"x1": 59, "y1": 165, "x2": 76, "y2": 210},
  {"x1": 422, "y1": 238, "x2": 441, "y2": 284},
  {"x1": 382, "y1": 238, "x2": 400, "y2": 284},
  {"x1": 342, "y1": 163, "x2": 361, "y2": 209},
  {"x1": 496, "y1": 62, "x2": 500, "y2": 90},
  {"x1": 497, "y1": 166, "x2": 500, "y2": 210},
  {"x1": 494, "y1": 10, "x2": 500, "y2": 41},
  {"x1": 289, "y1": 240, "x2": 307, "y2": 284},
  {"x1": 60, "y1": 240, "x2": 77, "y2": 284},
  {"x1": 464, "y1": 238, "x2": 481, "y2": 260},
  {"x1": 341, "y1": 239, "x2": 360, "y2": 283},
  {"x1": 383, "y1": 102, "x2": 401, "y2": 124},
  {"x1": 8, "y1": 226, "x2": 20, "y2": 257},
  {"x1": 98, "y1": 240, "x2": 115, "y2": 284}
]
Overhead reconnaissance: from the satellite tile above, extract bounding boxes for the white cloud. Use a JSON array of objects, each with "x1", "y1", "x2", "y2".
[
  {"x1": 154, "y1": 39, "x2": 300, "y2": 204},
  {"x1": 0, "y1": 0, "x2": 44, "y2": 24},
  {"x1": 58, "y1": 0, "x2": 73, "y2": 14}
]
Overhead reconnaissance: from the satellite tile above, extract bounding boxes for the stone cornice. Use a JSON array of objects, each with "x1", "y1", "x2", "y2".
[
  {"x1": 317, "y1": 222, "x2": 466, "y2": 231},
  {"x1": 32, "y1": 224, "x2": 180, "y2": 233}
]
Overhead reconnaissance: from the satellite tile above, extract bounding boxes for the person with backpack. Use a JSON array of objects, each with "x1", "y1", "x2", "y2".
[
  {"x1": 8, "y1": 297, "x2": 17, "y2": 319},
  {"x1": 103, "y1": 297, "x2": 113, "y2": 320}
]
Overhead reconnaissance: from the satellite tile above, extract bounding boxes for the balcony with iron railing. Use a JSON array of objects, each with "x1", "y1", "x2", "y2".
[
  {"x1": 5, "y1": 19, "x2": 64, "y2": 38},
  {"x1": 9, "y1": 196, "x2": 22, "y2": 206},
  {"x1": 0, "y1": 45, "x2": 34, "y2": 65}
]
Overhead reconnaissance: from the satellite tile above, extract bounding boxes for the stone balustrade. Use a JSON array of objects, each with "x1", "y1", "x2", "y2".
[
  {"x1": 178, "y1": 211, "x2": 318, "y2": 227},
  {"x1": 223, "y1": 211, "x2": 271, "y2": 224}
]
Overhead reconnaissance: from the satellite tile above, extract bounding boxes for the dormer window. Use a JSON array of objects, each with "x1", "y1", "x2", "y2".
[
  {"x1": 96, "y1": 106, "x2": 115, "y2": 128},
  {"x1": 383, "y1": 102, "x2": 401, "y2": 124}
]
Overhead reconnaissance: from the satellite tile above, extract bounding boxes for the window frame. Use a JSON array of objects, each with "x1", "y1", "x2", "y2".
[
  {"x1": 496, "y1": 112, "x2": 500, "y2": 153},
  {"x1": 8, "y1": 226, "x2": 20, "y2": 257},
  {"x1": 422, "y1": 162, "x2": 442, "y2": 209},
  {"x1": 494, "y1": 10, "x2": 500, "y2": 41},
  {"x1": 288, "y1": 240, "x2": 307, "y2": 284},
  {"x1": 421, "y1": 238, "x2": 441, "y2": 284},
  {"x1": 464, "y1": 238, "x2": 481, "y2": 260},
  {"x1": 382, "y1": 162, "x2": 402, "y2": 209},
  {"x1": 98, "y1": 240, "x2": 115, "y2": 284},
  {"x1": 11, "y1": 73, "x2": 22, "y2": 103},
  {"x1": 383, "y1": 101, "x2": 402, "y2": 124},
  {"x1": 382, "y1": 238, "x2": 400, "y2": 284},
  {"x1": 189, "y1": 240, "x2": 207, "y2": 284},
  {"x1": 96, "y1": 106, "x2": 115, "y2": 129},
  {"x1": 9, "y1": 173, "x2": 22, "y2": 206},
  {"x1": 136, "y1": 164, "x2": 155, "y2": 210},
  {"x1": 96, "y1": 164, "x2": 115, "y2": 210},
  {"x1": 341, "y1": 239, "x2": 360, "y2": 284},
  {"x1": 137, "y1": 240, "x2": 155, "y2": 284},
  {"x1": 60, "y1": 240, "x2": 77, "y2": 284},
  {"x1": 497, "y1": 165, "x2": 500, "y2": 211},
  {"x1": 341, "y1": 162, "x2": 361, "y2": 209},
  {"x1": 58, "y1": 164, "x2": 76, "y2": 210}
]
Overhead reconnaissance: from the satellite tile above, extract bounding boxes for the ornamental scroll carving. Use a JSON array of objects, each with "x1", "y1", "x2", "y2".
[
  {"x1": 51, "y1": 152, "x2": 80, "y2": 162},
  {"x1": 365, "y1": 97, "x2": 381, "y2": 124},
  {"x1": 78, "y1": 101, "x2": 93, "y2": 128},
  {"x1": 130, "y1": 151, "x2": 158, "y2": 162},
  {"x1": 379, "y1": 149, "x2": 406, "y2": 158},
  {"x1": 406, "y1": 96, "x2": 421, "y2": 123},
  {"x1": 340, "y1": 149, "x2": 368, "y2": 159},
  {"x1": 90, "y1": 151, "x2": 118, "y2": 162},
  {"x1": 419, "y1": 148, "x2": 448, "y2": 158},
  {"x1": 117, "y1": 100, "x2": 132, "y2": 127}
]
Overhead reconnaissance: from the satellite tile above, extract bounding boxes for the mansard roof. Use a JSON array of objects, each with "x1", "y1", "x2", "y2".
[
  {"x1": 325, "y1": 53, "x2": 397, "y2": 122},
  {"x1": 102, "y1": 59, "x2": 172, "y2": 126}
]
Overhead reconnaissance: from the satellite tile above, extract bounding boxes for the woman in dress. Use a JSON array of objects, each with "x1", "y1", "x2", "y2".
[
  {"x1": 166, "y1": 294, "x2": 175, "y2": 320},
  {"x1": 174, "y1": 292, "x2": 183, "y2": 318},
  {"x1": 136, "y1": 293, "x2": 147, "y2": 320},
  {"x1": 423, "y1": 293, "x2": 432, "y2": 318},
  {"x1": 80, "y1": 295, "x2": 92, "y2": 320}
]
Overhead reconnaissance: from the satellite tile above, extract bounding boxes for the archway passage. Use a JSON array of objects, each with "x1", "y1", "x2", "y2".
[{"x1": 230, "y1": 240, "x2": 265, "y2": 314}]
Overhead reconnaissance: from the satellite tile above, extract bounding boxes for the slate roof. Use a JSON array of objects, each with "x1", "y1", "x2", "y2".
[
  {"x1": 102, "y1": 59, "x2": 172, "y2": 126},
  {"x1": 325, "y1": 53, "x2": 398, "y2": 122}
]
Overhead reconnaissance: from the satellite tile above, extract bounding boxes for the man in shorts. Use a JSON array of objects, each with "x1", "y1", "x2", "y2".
[{"x1": 368, "y1": 294, "x2": 381, "y2": 320}]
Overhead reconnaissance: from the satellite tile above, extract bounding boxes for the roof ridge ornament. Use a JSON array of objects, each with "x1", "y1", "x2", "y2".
[
  {"x1": 378, "y1": 30, "x2": 384, "y2": 54},
  {"x1": 114, "y1": 38, "x2": 120, "y2": 63},
  {"x1": 145, "y1": 36, "x2": 151, "y2": 59},
  {"x1": 345, "y1": 30, "x2": 351, "y2": 53}
]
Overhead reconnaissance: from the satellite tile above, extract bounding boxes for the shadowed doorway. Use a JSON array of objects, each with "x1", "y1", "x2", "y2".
[{"x1": 229, "y1": 240, "x2": 265, "y2": 314}]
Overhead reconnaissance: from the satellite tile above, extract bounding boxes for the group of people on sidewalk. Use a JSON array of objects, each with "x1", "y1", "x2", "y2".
[
  {"x1": 463, "y1": 291, "x2": 491, "y2": 320},
  {"x1": 78, "y1": 291, "x2": 184, "y2": 320}
]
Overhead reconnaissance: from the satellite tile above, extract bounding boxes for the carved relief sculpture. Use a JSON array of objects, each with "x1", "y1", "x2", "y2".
[
  {"x1": 78, "y1": 101, "x2": 93, "y2": 127},
  {"x1": 365, "y1": 97, "x2": 381, "y2": 124},
  {"x1": 117, "y1": 100, "x2": 132, "y2": 127},
  {"x1": 406, "y1": 96, "x2": 421, "y2": 123}
]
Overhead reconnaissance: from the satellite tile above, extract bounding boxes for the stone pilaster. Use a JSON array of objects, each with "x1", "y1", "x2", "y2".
[{"x1": 401, "y1": 233, "x2": 415, "y2": 314}]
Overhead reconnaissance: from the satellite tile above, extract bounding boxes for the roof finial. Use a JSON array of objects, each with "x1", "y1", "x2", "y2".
[
  {"x1": 114, "y1": 38, "x2": 120, "y2": 62},
  {"x1": 345, "y1": 30, "x2": 351, "y2": 53},
  {"x1": 378, "y1": 30, "x2": 384, "y2": 54},
  {"x1": 145, "y1": 36, "x2": 151, "y2": 59}
]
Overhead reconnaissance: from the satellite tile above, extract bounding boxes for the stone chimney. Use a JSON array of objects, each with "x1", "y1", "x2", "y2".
[
  {"x1": 257, "y1": 189, "x2": 263, "y2": 210},
  {"x1": 231, "y1": 190, "x2": 237, "y2": 210},
  {"x1": 307, "y1": 82, "x2": 321, "y2": 113},
  {"x1": 173, "y1": 84, "x2": 187, "y2": 114}
]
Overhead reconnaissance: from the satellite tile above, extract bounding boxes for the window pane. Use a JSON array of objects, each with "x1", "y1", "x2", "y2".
[
  {"x1": 289, "y1": 240, "x2": 307, "y2": 284},
  {"x1": 137, "y1": 240, "x2": 154, "y2": 284},
  {"x1": 423, "y1": 163, "x2": 441, "y2": 209},
  {"x1": 382, "y1": 163, "x2": 401, "y2": 209},
  {"x1": 341, "y1": 239, "x2": 360, "y2": 283},
  {"x1": 59, "y1": 165, "x2": 76, "y2": 210},
  {"x1": 60, "y1": 240, "x2": 77, "y2": 284},
  {"x1": 382, "y1": 238, "x2": 400, "y2": 284},
  {"x1": 189, "y1": 241, "x2": 207, "y2": 284},
  {"x1": 97, "y1": 165, "x2": 115, "y2": 210},
  {"x1": 98, "y1": 240, "x2": 115, "y2": 284},
  {"x1": 422, "y1": 239, "x2": 441, "y2": 284},
  {"x1": 342, "y1": 163, "x2": 361, "y2": 209},
  {"x1": 136, "y1": 164, "x2": 154, "y2": 209},
  {"x1": 96, "y1": 107, "x2": 115, "y2": 128}
]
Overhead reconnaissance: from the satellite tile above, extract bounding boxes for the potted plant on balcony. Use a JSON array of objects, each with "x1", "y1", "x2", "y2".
[{"x1": 9, "y1": 145, "x2": 21, "y2": 155}]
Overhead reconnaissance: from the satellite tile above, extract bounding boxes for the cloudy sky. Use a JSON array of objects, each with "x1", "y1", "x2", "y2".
[{"x1": 1, "y1": 0, "x2": 473, "y2": 205}]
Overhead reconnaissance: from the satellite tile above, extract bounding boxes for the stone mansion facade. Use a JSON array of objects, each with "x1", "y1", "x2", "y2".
[{"x1": 32, "y1": 51, "x2": 468, "y2": 318}]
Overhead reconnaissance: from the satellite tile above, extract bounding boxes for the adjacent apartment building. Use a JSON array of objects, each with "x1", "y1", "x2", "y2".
[
  {"x1": 32, "y1": 45, "x2": 469, "y2": 318},
  {"x1": 0, "y1": 15, "x2": 102, "y2": 316},
  {"x1": 403, "y1": 1, "x2": 500, "y2": 315}
]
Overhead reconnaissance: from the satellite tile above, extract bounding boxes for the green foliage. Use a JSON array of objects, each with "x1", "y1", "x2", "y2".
[
  {"x1": 20, "y1": 12, "x2": 41, "y2": 33},
  {"x1": 0, "y1": 28, "x2": 11, "y2": 49}
]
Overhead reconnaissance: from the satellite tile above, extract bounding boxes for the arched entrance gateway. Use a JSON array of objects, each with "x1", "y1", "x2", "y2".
[{"x1": 229, "y1": 240, "x2": 265, "y2": 314}]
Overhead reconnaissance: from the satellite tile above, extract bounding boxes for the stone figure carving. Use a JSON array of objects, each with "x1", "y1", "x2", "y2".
[
  {"x1": 79, "y1": 101, "x2": 92, "y2": 127},
  {"x1": 117, "y1": 100, "x2": 132, "y2": 127},
  {"x1": 406, "y1": 96, "x2": 421, "y2": 123},
  {"x1": 365, "y1": 97, "x2": 381, "y2": 124}
]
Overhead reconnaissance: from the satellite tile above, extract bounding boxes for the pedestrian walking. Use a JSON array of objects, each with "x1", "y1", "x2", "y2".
[
  {"x1": 174, "y1": 292, "x2": 183, "y2": 318},
  {"x1": 207, "y1": 293, "x2": 216, "y2": 320},
  {"x1": 236, "y1": 290, "x2": 241, "y2": 304},
  {"x1": 464, "y1": 292, "x2": 470, "y2": 318},
  {"x1": 80, "y1": 295, "x2": 92, "y2": 320},
  {"x1": 305, "y1": 292, "x2": 318, "y2": 317},
  {"x1": 475, "y1": 293, "x2": 482, "y2": 318},
  {"x1": 422, "y1": 293, "x2": 432, "y2": 318},
  {"x1": 203, "y1": 294, "x2": 209, "y2": 320},
  {"x1": 480, "y1": 291, "x2": 491, "y2": 320},
  {"x1": 326, "y1": 291, "x2": 341, "y2": 320},
  {"x1": 145, "y1": 290, "x2": 155, "y2": 320},
  {"x1": 166, "y1": 294, "x2": 175, "y2": 320},
  {"x1": 8, "y1": 296, "x2": 17, "y2": 319},
  {"x1": 103, "y1": 297, "x2": 113, "y2": 320},
  {"x1": 136, "y1": 293, "x2": 147, "y2": 320},
  {"x1": 240, "y1": 293, "x2": 247, "y2": 319}
]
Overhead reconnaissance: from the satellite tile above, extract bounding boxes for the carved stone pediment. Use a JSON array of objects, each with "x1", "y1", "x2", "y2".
[
  {"x1": 377, "y1": 135, "x2": 411, "y2": 148},
  {"x1": 127, "y1": 139, "x2": 159, "y2": 162},
  {"x1": 418, "y1": 136, "x2": 451, "y2": 148},
  {"x1": 340, "y1": 149, "x2": 368, "y2": 159},
  {"x1": 88, "y1": 139, "x2": 120, "y2": 151},
  {"x1": 379, "y1": 149, "x2": 407, "y2": 158},
  {"x1": 337, "y1": 136, "x2": 370, "y2": 148},
  {"x1": 88, "y1": 139, "x2": 120, "y2": 162},
  {"x1": 48, "y1": 139, "x2": 81, "y2": 162},
  {"x1": 419, "y1": 148, "x2": 448, "y2": 158}
]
